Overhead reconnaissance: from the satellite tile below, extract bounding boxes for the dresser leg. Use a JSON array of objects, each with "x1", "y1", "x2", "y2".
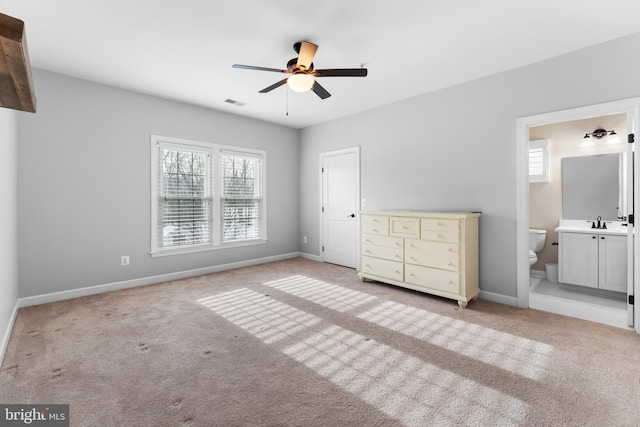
[
  {"x1": 458, "y1": 300, "x2": 468, "y2": 309},
  {"x1": 359, "y1": 276, "x2": 366, "y2": 282}
]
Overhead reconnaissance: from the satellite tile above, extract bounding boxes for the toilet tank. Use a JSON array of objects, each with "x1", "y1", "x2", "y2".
[{"x1": 529, "y1": 229, "x2": 547, "y2": 252}]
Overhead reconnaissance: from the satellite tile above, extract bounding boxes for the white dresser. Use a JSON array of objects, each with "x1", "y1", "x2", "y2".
[{"x1": 358, "y1": 211, "x2": 481, "y2": 308}]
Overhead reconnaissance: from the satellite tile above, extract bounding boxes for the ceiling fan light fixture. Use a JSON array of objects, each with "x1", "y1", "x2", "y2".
[{"x1": 287, "y1": 73, "x2": 315, "y2": 92}]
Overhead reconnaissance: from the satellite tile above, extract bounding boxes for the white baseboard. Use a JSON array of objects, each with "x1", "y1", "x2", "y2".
[
  {"x1": 530, "y1": 269, "x2": 547, "y2": 279},
  {"x1": 19, "y1": 252, "x2": 301, "y2": 308},
  {"x1": 0, "y1": 299, "x2": 19, "y2": 368},
  {"x1": 298, "y1": 252, "x2": 322, "y2": 262},
  {"x1": 479, "y1": 290, "x2": 518, "y2": 307}
]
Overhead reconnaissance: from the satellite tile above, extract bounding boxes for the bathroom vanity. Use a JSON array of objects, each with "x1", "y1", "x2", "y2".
[
  {"x1": 358, "y1": 211, "x2": 480, "y2": 308},
  {"x1": 556, "y1": 221, "x2": 627, "y2": 293}
]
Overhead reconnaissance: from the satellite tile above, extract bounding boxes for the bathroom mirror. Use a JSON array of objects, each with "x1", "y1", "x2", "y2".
[{"x1": 562, "y1": 152, "x2": 626, "y2": 221}]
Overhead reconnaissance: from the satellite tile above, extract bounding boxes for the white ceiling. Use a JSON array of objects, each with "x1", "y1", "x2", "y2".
[{"x1": 4, "y1": 0, "x2": 640, "y2": 129}]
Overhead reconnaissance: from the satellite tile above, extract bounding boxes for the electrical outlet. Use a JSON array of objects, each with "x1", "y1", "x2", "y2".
[
  {"x1": 303, "y1": 236, "x2": 308, "y2": 244},
  {"x1": 361, "y1": 198, "x2": 367, "y2": 208},
  {"x1": 121, "y1": 255, "x2": 130, "y2": 266}
]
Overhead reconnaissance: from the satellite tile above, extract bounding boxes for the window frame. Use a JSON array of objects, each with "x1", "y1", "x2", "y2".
[
  {"x1": 529, "y1": 139, "x2": 550, "y2": 183},
  {"x1": 150, "y1": 135, "x2": 267, "y2": 257}
]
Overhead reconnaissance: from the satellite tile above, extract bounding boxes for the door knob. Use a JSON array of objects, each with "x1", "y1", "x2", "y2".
[{"x1": 348, "y1": 213, "x2": 355, "y2": 218}]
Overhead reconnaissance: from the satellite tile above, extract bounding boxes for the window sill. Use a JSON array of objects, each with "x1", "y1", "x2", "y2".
[{"x1": 150, "y1": 239, "x2": 267, "y2": 257}]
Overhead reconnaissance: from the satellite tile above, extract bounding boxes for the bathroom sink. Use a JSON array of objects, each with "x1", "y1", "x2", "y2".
[{"x1": 555, "y1": 225, "x2": 628, "y2": 235}]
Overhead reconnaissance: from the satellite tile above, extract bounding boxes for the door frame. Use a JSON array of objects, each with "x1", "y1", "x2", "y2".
[
  {"x1": 319, "y1": 146, "x2": 361, "y2": 268},
  {"x1": 516, "y1": 97, "x2": 640, "y2": 333}
]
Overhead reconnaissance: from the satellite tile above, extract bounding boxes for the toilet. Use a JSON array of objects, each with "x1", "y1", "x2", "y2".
[{"x1": 529, "y1": 229, "x2": 547, "y2": 268}]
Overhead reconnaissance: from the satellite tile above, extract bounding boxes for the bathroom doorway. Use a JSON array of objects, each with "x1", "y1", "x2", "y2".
[{"x1": 516, "y1": 98, "x2": 640, "y2": 333}]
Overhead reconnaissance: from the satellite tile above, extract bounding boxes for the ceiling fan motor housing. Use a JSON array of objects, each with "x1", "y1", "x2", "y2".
[{"x1": 287, "y1": 57, "x2": 313, "y2": 73}]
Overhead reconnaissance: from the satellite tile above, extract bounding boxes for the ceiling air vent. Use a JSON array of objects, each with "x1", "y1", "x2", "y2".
[{"x1": 224, "y1": 99, "x2": 246, "y2": 107}]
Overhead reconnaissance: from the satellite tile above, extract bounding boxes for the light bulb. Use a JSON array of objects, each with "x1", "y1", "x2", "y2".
[
  {"x1": 580, "y1": 135, "x2": 594, "y2": 147},
  {"x1": 606, "y1": 131, "x2": 622, "y2": 145},
  {"x1": 287, "y1": 74, "x2": 314, "y2": 92}
]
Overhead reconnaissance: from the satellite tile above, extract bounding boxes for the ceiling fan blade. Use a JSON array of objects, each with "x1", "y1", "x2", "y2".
[
  {"x1": 259, "y1": 78, "x2": 288, "y2": 93},
  {"x1": 296, "y1": 41, "x2": 318, "y2": 71},
  {"x1": 233, "y1": 64, "x2": 290, "y2": 74},
  {"x1": 311, "y1": 81, "x2": 331, "y2": 99},
  {"x1": 313, "y1": 68, "x2": 368, "y2": 77}
]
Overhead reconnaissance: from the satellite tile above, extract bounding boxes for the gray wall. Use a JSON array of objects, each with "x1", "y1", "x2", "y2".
[
  {"x1": 17, "y1": 70, "x2": 300, "y2": 298},
  {"x1": 0, "y1": 107, "x2": 18, "y2": 358},
  {"x1": 299, "y1": 32, "x2": 640, "y2": 299}
]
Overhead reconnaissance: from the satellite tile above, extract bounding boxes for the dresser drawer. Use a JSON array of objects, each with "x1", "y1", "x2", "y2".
[
  {"x1": 405, "y1": 264, "x2": 459, "y2": 294},
  {"x1": 421, "y1": 230, "x2": 460, "y2": 243},
  {"x1": 362, "y1": 234, "x2": 403, "y2": 249},
  {"x1": 362, "y1": 215, "x2": 388, "y2": 226},
  {"x1": 405, "y1": 251, "x2": 458, "y2": 271},
  {"x1": 405, "y1": 239, "x2": 460, "y2": 257},
  {"x1": 363, "y1": 245, "x2": 404, "y2": 262},
  {"x1": 390, "y1": 217, "x2": 420, "y2": 238},
  {"x1": 361, "y1": 256, "x2": 403, "y2": 281},
  {"x1": 422, "y1": 218, "x2": 460, "y2": 232},
  {"x1": 361, "y1": 223, "x2": 389, "y2": 236}
]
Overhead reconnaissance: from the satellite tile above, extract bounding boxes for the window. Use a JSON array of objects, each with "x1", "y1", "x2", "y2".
[
  {"x1": 158, "y1": 146, "x2": 211, "y2": 249},
  {"x1": 221, "y1": 152, "x2": 263, "y2": 241},
  {"x1": 529, "y1": 139, "x2": 550, "y2": 182},
  {"x1": 151, "y1": 135, "x2": 266, "y2": 256}
]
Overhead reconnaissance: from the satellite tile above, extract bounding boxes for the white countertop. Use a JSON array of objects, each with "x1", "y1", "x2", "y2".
[{"x1": 555, "y1": 219, "x2": 630, "y2": 236}]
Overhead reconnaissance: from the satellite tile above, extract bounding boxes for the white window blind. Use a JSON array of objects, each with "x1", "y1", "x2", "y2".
[
  {"x1": 529, "y1": 139, "x2": 550, "y2": 182},
  {"x1": 221, "y1": 152, "x2": 263, "y2": 241},
  {"x1": 157, "y1": 145, "x2": 212, "y2": 248}
]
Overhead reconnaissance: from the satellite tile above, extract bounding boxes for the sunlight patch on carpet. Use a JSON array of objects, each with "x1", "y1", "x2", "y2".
[
  {"x1": 358, "y1": 301, "x2": 554, "y2": 381},
  {"x1": 264, "y1": 275, "x2": 377, "y2": 312},
  {"x1": 197, "y1": 288, "x2": 529, "y2": 425},
  {"x1": 264, "y1": 275, "x2": 553, "y2": 381},
  {"x1": 284, "y1": 324, "x2": 528, "y2": 426},
  {"x1": 197, "y1": 288, "x2": 320, "y2": 344}
]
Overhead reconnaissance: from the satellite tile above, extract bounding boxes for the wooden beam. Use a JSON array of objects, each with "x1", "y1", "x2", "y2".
[{"x1": 0, "y1": 13, "x2": 36, "y2": 113}]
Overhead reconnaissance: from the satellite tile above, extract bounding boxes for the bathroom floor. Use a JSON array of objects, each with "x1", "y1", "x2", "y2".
[{"x1": 529, "y1": 273, "x2": 630, "y2": 330}]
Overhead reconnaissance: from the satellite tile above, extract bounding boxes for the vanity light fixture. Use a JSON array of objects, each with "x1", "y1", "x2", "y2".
[{"x1": 580, "y1": 128, "x2": 621, "y2": 147}]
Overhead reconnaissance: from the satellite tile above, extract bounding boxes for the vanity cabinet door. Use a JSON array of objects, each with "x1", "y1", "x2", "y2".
[
  {"x1": 599, "y1": 235, "x2": 627, "y2": 293},
  {"x1": 559, "y1": 232, "x2": 599, "y2": 288}
]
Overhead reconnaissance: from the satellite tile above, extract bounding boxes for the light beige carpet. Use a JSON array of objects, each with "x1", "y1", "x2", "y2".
[{"x1": 1, "y1": 258, "x2": 640, "y2": 426}]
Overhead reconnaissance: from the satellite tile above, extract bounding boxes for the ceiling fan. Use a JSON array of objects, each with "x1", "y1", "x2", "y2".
[{"x1": 232, "y1": 41, "x2": 367, "y2": 99}]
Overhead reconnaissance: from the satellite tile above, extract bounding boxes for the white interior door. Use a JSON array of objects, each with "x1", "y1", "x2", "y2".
[{"x1": 321, "y1": 147, "x2": 360, "y2": 268}]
